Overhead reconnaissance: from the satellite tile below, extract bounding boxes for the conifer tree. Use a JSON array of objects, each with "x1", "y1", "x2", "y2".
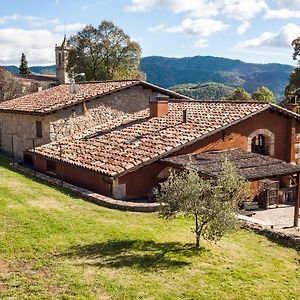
[{"x1": 19, "y1": 53, "x2": 30, "y2": 75}]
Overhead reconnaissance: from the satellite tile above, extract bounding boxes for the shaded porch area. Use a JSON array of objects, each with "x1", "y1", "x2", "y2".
[{"x1": 161, "y1": 149, "x2": 300, "y2": 227}]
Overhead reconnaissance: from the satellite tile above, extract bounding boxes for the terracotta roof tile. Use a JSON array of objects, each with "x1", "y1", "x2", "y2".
[
  {"x1": 0, "y1": 80, "x2": 190, "y2": 114},
  {"x1": 0, "y1": 81, "x2": 139, "y2": 114},
  {"x1": 30, "y1": 101, "x2": 270, "y2": 177}
]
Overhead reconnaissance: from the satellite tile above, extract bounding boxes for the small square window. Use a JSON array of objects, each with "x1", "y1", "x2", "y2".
[
  {"x1": 46, "y1": 160, "x2": 56, "y2": 174},
  {"x1": 36, "y1": 121, "x2": 42, "y2": 138}
]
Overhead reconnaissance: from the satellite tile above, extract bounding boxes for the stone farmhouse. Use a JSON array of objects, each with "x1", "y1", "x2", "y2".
[
  {"x1": 26, "y1": 99, "x2": 300, "y2": 225},
  {"x1": 0, "y1": 80, "x2": 189, "y2": 160}
]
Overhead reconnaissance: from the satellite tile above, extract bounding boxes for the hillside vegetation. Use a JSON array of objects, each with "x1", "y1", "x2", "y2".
[
  {"x1": 170, "y1": 82, "x2": 235, "y2": 100},
  {"x1": 3, "y1": 55, "x2": 294, "y2": 100},
  {"x1": 5, "y1": 56, "x2": 294, "y2": 100},
  {"x1": 141, "y1": 56, "x2": 294, "y2": 100},
  {"x1": 0, "y1": 159, "x2": 299, "y2": 299}
]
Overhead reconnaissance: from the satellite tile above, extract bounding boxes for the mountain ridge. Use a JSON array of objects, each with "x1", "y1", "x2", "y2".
[{"x1": 3, "y1": 55, "x2": 294, "y2": 100}]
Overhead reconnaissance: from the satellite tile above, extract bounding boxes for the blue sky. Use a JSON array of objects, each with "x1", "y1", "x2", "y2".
[{"x1": 1, "y1": 0, "x2": 300, "y2": 66}]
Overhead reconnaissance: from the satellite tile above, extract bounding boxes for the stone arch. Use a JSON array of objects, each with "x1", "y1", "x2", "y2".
[{"x1": 248, "y1": 129, "x2": 275, "y2": 156}]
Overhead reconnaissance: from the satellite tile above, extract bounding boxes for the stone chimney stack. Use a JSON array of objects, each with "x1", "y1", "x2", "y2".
[
  {"x1": 286, "y1": 95, "x2": 298, "y2": 113},
  {"x1": 149, "y1": 94, "x2": 169, "y2": 118}
]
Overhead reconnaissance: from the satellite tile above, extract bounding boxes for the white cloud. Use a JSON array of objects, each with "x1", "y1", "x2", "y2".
[
  {"x1": 53, "y1": 23, "x2": 86, "y2": 33},
  {"x1": 147, "y1": 24, "x2": 165, "y2": 33},
  {"x1": 221, "y1": 0, "x2": 267, "y2": 20},
  {"x1": 0, "y1": 14, "x2": 59, "y2": 27},
  {"x1": 277, "y1": 0, "x2": 300, "y2": 9},
  {"x1": 126, "y1": 0, "x2": 219, "y2": 17},
  {"x1": 264, "y1": 9, "x2": 300, "y2": 19},
  {"x1": 237, "y1": 21, "x2": 250, "y2": 34},
  {"x1": 235, "y1": 23, "x2": 300, "y2": 49},
  {"x1": 155, "y1": 18, "x2": 229, "y2": 37},
  {"x1": 0, "y1": 28, "x2": 62, "y2": 65},
  {"x1": 193, "y1": 38, "x2": 209, "y2": 48},
  {"x1": 22, "y1": 16, "x2": 60, "y2": 27},
  {"x1": 0, "y1": 14, "x2": 19, "y2": 24},
  {"x1": 127, "y1": 0, "x2": 267, "y2": 20}
]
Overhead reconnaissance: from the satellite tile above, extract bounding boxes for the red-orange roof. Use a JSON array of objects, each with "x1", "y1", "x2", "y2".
[
  {"x1": 30, "y1": 101, "x2": 270, "y2": 177},
  {"x1": 0, "y1": 80, "x2": 189, "y2": 114}
]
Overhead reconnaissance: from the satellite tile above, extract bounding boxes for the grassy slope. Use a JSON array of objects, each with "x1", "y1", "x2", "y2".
[{"x1": 0, "y1": 159, "x2": 299, "y2": 299}]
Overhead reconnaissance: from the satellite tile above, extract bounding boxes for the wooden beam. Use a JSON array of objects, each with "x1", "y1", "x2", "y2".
[{"x1": 294, "y1": 174, "x2": 300, "y2": 227}]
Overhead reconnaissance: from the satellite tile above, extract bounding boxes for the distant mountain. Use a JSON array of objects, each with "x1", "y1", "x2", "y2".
[
  {"x1": 3, "y1": 55, "x2": 295, "y2": 100},
  {"x1": 170, "y1": 82, "x2": 236, "y2": 100},
  {"x1": 4, "y1": 65, "x2": 56, "y2": 75},
  {"x1": 140, "y1": 56, "x2": 295, "y2": 100}
]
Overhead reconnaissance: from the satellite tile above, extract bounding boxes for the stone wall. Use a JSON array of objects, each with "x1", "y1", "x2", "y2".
[
  {"x1": 0, "y1": 85, "x2": 159, "y2": 160},
  {"x1": 0, "y1": 112, "x2": 50, "y2": 159},
  {"x1": 48, "y1": 85, "x2": 157, "y2": 141}
]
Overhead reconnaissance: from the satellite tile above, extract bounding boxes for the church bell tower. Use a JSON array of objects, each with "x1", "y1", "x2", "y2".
[{"x1": 55, "y1": 35, "x2": 71, "y2": 84}]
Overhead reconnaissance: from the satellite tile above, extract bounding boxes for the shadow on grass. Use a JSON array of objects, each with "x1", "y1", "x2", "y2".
[{"x1": 63, "y1": 240, "x2": 208, "y2": 271}]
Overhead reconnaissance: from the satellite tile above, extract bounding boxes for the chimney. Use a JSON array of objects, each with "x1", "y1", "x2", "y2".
[
  {"x1": 286, "y1": 96, "x2": 298, "y2": 113},
  {"x1": 149, "y1": 94, "x2": 169, "y2": 118}
]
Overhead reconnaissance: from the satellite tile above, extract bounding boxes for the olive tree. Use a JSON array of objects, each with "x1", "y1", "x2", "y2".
[{"x1": 155, "y1": 160, "x2": 249, "y2": 248}]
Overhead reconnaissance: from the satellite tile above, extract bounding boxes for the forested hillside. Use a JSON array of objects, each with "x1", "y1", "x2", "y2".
[
  {"x1": 170, "y1": 82, "x2": 235, "y2": 100},
  {"x1": 141, "y1": 56, "x2": 294, "y2": 100},
  {"x1": 3, "y1": 55, "x2": 294, "y2": 100}
]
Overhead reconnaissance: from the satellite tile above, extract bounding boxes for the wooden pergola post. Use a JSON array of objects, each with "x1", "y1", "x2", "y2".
[{"x1": 294, "y1": 173, "x2": 300, "y2": 227}]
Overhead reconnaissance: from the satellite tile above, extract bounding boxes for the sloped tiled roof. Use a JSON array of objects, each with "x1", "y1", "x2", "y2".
[
  {"x1": 0, "y1": 80, "x2": 190, "y2": 114},
  {"x1": 161, "y1": 149, "x2": 300, "y2": 180},
  {"x1": 30, "y1": 101, "x2": 270, "y2": 177}
]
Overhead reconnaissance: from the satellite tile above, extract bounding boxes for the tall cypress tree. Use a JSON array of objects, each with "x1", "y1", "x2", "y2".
[{"x1": 19, "y1": 53, "x2": 30, "y2": 75}]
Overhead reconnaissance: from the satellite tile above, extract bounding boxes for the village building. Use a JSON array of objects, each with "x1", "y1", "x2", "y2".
[
  {"x1": 0, "y1": 81, "x2": 189, "y2": 160},
  {"x1": 25, "y1": 99, "x2": 300, "y2": 225}
]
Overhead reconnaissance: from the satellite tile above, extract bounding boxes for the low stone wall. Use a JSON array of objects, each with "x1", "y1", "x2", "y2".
[
  {"x1": 12, "y1": 163, "x2": 160, "y2": 213},
  {"x1": 240, "y1": 221, "x2": 300, "y2": 251}
]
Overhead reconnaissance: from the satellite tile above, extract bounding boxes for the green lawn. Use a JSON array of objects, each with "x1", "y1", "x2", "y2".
[{"x1": 0, "y1": 159, "x2": 299, "y2": 299}]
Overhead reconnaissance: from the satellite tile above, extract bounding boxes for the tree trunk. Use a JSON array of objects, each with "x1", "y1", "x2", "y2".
[
  {"x1": 195, "y1": 213, "x2": 200, "y2": 248},
  {"x1": 196, "y1": 233, "x2": 200, "y2": 248}
]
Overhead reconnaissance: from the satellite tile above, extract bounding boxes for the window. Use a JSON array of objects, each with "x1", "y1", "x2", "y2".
[
  {"x1": 251, "y1": 134, "x2": 269, "y2": 155},
  {"x1": 36, "y1": 121, "x2": 42, "y2": 138},
  {"x1": 46, "y1": 160, "x2": 56, "y2": 174},
  {"x1": 58, "y1": 53, "x2": 62, "y2": 67},
  {"x1": 248, "y1": 129, "x2": 275, "y2": 156}
]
